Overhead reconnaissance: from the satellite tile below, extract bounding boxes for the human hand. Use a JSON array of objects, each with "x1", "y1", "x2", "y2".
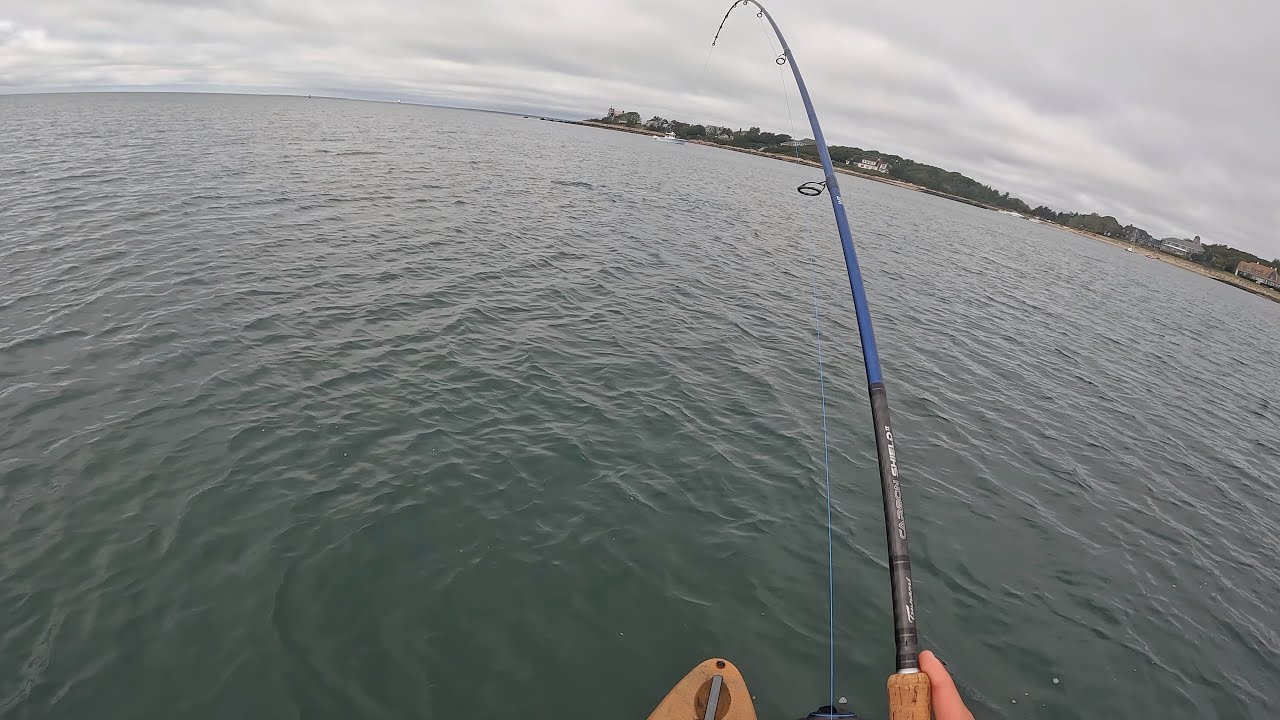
[{"x1": 920, "y1": 650, "x2": 975, "y2": 720}]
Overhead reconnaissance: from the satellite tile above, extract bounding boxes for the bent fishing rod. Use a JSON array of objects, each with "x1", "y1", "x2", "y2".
[{"x1": 713, "y1": 3, "x2": 930, "y2": 718}]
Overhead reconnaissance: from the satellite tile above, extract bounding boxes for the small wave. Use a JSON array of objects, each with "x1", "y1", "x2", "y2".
[
  {"x1": 2, "y1": 91, "x2": 1278, "y2": 720},
  {"x1": 315, "y1": 149, "x2": 386, "y2": 157},
  {"x1": 0, "y1": 328, "x2": 89, "y2": 354}
]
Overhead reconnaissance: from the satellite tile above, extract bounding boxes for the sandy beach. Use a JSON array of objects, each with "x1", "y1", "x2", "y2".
[{"x1": 1056, "y1": 225, "x2": 1280, "y2": 304}]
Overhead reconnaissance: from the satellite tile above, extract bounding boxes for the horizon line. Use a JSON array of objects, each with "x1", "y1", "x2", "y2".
[{"x1": 0, "y1": 87, "x2": 582, "y2": 122}]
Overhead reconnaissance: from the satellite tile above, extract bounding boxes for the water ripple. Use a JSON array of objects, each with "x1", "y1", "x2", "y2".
[{"x1": 1, "y1": 93, "x2": 1278, "y2": 720}]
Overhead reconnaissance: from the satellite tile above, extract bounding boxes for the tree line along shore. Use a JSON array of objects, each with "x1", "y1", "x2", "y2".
[{"x1": 581, "y1": 110, "x2": 1279, "y2": 304}]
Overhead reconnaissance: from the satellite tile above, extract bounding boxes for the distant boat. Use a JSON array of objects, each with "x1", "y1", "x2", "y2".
[
  {"x1": 1145, "y1": 254, "x2": 1156, "y2": 259},
  {"x1": 1126, "y1": 247, "x2": 1134, "y2": 253},
  {"x1": 654, "y1": 132, "x2": 688, "y2": 144}
]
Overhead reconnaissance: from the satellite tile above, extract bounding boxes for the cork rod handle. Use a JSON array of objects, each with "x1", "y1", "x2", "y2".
[{"x1": 887, "y1": 672, "x2": 932, "y2": 720}]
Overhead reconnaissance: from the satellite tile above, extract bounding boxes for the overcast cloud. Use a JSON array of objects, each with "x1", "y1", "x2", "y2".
[{"x1": 2, "y1": 0, "x2": 1276, "y2": 256}]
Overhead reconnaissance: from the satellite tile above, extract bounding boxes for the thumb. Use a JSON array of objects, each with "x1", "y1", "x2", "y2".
[{"x1": 919, "y1": 650, "x2": 974, "y2": 720}]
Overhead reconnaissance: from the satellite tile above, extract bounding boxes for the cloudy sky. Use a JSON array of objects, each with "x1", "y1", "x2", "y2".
[{"x1": 2, "y1": 0, "x2": 1276, "y2": 257}]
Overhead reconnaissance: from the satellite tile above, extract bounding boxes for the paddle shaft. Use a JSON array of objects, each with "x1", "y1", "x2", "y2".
[{"x1": 716, "y1": 0, "x2": 923, "y2": 678}]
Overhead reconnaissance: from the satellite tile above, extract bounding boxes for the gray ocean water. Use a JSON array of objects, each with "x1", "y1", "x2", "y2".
[{"x1": 2, "y1": 93, "x2": 1278, "y2": 719}]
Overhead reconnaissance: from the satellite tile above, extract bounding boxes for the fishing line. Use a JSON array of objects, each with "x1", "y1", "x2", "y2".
[
  {"x1": 805, "y1": 180, "x2": 838, "y2": 712},
  {"x1": 712, "y1": 3, "x2": 929, "y2": 718},
  {"x1": 757, "y1": 13, "x2": 801, "y2": 161},
  {"x1": 692, "y1": 43, "x2": 717, "y2": 103},
  {"x1": 756, "y1": 7, "x2": 837, "y2": 707}
]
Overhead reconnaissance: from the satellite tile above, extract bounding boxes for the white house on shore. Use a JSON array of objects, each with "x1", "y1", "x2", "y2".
[
  {"x1": 1159, "y1": 235, "x2": 1202, "y2": 258},
  {"x1": 853, "y1": 158, "x2": 890, "y2": 173},
  {"x1": 1237, "y1": 261, "x2": 1280, "y2": 289}
]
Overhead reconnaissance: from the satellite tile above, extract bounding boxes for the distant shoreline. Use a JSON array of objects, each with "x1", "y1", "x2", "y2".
[
  {"x1": 580, "y1": 121, "x2": 1014, "y2": 210},
  {"x1": 577, "y1": 120, "x2": 1280, "y2": 306},
  {"x1": 579, "y1": 120, "x2": 930, "y2": 194},
  {"x1": 1055, "y1": 226, "x2": 1280, "y2": 303}
]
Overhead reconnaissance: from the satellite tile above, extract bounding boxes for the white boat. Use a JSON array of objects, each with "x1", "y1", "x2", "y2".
[
  {"x1": 1125, "y1": 247, "x2": 1134, "y2": 253},
  {"x1": 654, "y1": 132, "x2": 687, "y2": 144}
]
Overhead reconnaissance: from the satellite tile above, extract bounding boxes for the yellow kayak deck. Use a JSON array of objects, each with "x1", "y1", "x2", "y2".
[{"x1": 646, "y1": 658, "x2": 758, "y2": 720}]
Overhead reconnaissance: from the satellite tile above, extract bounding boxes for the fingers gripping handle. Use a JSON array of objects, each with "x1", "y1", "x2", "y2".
[{"x1": 888, "y1": 672, "x2": 932, "y2": 720}]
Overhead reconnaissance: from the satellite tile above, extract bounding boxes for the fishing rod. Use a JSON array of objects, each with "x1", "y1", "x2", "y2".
[{"x1": 713, "y1": 3, "x2": 930, "y2": 718}]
